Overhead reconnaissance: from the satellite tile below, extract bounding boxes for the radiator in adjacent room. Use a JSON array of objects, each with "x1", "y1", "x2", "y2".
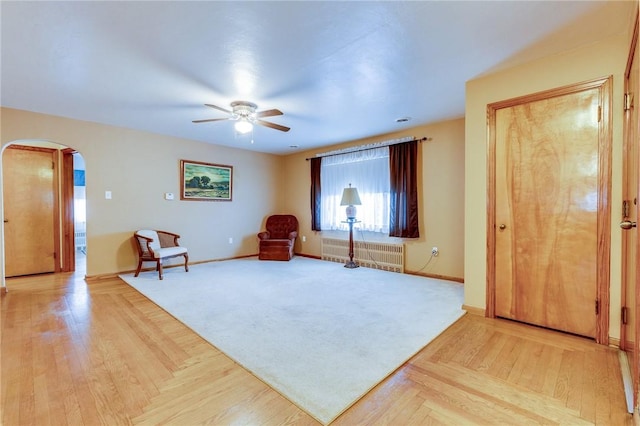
[
  {"x1": 75, "y1": 222, "x2": 87, "y2": 253},
  {"x1": 321, "y1": 237, "x2": 404, "y2": 273}
]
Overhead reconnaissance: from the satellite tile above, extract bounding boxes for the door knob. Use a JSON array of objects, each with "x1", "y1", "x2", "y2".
[
  {"x1": 620, "y1": 220, "x2": 637, "y2": 230},
  {"x1": 3, "y1": 219, "x2": 7, "y2": 223},
  {"x1": 499, "y1": 224, "x2": 506, "y2": 231}
]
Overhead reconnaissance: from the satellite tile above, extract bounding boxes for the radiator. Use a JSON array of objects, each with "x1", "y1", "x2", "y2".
[
  {"x1": 321, "y1": 237, "x2": 404, "y2": 273},
  {"x1": 75, "y1": 221, "x2": 87, "y2": 253},
  {"x1": 75, "y1": 231, "x2": 86, "y2": 252}
]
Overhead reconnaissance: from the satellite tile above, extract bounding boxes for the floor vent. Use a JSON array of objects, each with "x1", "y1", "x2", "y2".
[{"x1": 321, "y1": 237, "x2": 404, "y2": 273}]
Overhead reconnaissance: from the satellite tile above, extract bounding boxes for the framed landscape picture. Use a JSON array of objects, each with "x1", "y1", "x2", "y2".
[{"x1": 180, "y1": 160, "x2": 233, "y2": 201}]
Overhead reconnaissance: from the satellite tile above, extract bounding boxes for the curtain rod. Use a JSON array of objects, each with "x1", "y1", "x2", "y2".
[{"x1": 305, "y1": 136, "x2": 430, "y2": 161}]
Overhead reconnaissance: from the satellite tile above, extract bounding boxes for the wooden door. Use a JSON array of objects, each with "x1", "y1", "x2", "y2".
[
  {"x1": 621, "y1": 11, "x2": 640, "y2": 410},
  {"x1": 493, "y1": 82, "x2": 610, "y2": 339},
  {"x1": 3, "y1": 145, "x2": 58, "y2": 277}
]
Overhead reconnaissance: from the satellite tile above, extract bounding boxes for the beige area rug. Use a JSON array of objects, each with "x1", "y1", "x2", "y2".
[{"x1": 120, "y1": 256, "x2": 465, "y2": 424}]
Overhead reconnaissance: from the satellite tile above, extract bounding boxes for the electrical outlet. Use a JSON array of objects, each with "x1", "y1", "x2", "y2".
[
  {"x1": 228, "y1": 237, "x2": 233, "y2": 244},
  {"x1": 431, "y1": 247, "x2": 439, "y2": 257},
  {"x1": 302, "y1": 236, "x2": 307, "y2": 242}
]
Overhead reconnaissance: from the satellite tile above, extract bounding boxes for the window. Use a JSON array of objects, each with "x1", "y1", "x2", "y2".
[
  {"x1": 320, "y1": 147, "x2": 390, "y2": 233},
  {"x1": 311, "y1": 138, "x2": 420, "y2": 238}
]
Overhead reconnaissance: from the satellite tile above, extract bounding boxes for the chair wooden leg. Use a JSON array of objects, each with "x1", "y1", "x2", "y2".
[
  {"x1": 134, "y1": 260, "x2": 143, "y2": 277},
  {"x1": 184, "y1": 254, "x2": 189, "y2": 272},
  {"x1": 157, "y1": 260, "x2": 163, "y2": 280}
]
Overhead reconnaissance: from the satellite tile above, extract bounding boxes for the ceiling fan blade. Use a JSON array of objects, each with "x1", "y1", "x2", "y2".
[
  {"x1": 256, "y1": 109, "x2": 283, "y2": 118},
  {"x1": 192, "y1": 117, "x2": 231, "y2": 124},
  {"x1": 256, "y1": 119, "x2": 290, "y2": 132},
  {"x1": 204, "y1": 103, "x2": 232, "y2": 114}
]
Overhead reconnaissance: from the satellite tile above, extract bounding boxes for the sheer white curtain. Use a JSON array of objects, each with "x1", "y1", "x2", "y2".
[{"x1": 320, "y1": 147, "x2": 390, "y2": 232}]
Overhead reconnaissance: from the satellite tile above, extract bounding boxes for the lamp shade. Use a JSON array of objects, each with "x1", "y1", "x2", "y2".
[
  {"x1": 235, "y1": 119, "x2": 253, "y2": 134},
  {"x1": 340, "y1": 185, "x2": 361, "y2": 206}
]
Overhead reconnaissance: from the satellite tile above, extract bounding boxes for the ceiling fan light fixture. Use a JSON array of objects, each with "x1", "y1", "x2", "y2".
[
  {"x1": 235, "y1": 119, "x2": 253, "y2": 134},
  {"x1": 194, "y1": 100, "x2": 290, "y2": 133}
]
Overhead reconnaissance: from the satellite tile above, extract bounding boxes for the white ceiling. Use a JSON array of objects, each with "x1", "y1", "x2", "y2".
[{"x1": 1, "y1": 1, "x2": 635, "y2": 155}]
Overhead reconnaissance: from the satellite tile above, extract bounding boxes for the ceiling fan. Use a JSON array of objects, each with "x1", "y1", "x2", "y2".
[{"x1": 192, "y1": 101, "x2": 290, "y2": 133}]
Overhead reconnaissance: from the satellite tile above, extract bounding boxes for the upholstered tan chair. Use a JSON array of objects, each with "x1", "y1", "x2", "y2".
[
  {"x1": 133, "y1": 230, "x2": 189, "y2": 280},
  {"x1": 257, "y1": 215, "x2": 298, "y2": 261}
]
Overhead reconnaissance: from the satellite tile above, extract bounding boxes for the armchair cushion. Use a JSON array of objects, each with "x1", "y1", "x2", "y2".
[{"x1": 153, "y1": 246, "x2": 188, "y2": 259}]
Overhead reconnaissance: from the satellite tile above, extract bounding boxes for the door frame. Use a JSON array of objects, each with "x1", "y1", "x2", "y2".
[
  {"x1": 61, "y1": 148, "x2": 76, "y2": 272},
  {"x1": 486, "y1": 76, "x2": 613, "y2": 345}
]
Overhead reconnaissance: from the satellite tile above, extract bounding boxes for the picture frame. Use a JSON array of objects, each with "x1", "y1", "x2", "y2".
[{"x1": 180, "y1": 159, "x2": 233, "y2": 201}]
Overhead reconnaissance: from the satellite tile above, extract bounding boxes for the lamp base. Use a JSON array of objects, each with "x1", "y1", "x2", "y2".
[
  {"x1": 344, "y1": 260, "x2": 359, "y2": 269},
  {"x1": 345, "y1": 204, "x2": 357, "y2": 219}
]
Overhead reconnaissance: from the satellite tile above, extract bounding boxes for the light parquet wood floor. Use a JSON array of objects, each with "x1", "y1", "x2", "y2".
[{"x1": 1, "y1": 268, "x2": 634, "y2": 425}]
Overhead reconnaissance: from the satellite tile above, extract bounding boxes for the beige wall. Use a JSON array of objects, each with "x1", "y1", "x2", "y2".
[
  {"x1": 1, "y1": 108, "x2": 465, "y2": 285},
  {"x1": 465, "y1": 33, "x2": 630, "y2": 339},
  {"x1": 281, "y1": 118, "x2": 466, "y2": 281},
  {"x1": 0, "y1": 107, "x2": 283, "y2": 280}
]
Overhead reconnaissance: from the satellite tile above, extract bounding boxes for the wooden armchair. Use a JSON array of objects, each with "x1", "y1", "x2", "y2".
[
  {"x1": 257, "y1": 215, "x2": 298, "y2": 261},
  {"x1": 133, "y1": 230, "x2": 189, "y2": 280}
]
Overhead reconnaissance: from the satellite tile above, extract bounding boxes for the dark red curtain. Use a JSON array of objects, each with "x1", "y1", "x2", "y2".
[
  {"x1": 310, "y1": 157, "x2": 322, "y2": 231},
  {"x1": 389, "y1": 140, "x2": 419, "y2": 238}
]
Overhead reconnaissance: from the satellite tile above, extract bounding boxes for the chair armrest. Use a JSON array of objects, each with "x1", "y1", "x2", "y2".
[
  {"x1": 157, "y1": 230, "x2": 181, "y2": 248},
  {"x1": 288, "y1": 231, "x2": 298, "y2": 240},
  {"x1": 258, "y1": 231, "x2": 270, "y2": 240},
  {"x1": 134, "y1": 233, "x2": 156, "y2": 257}
]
